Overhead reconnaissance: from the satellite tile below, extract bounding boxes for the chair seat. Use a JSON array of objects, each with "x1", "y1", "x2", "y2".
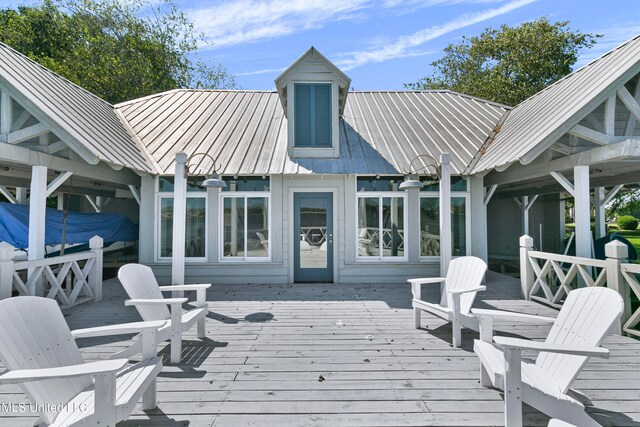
[
  {"x1": 50, "y1": 357, "x2": 162, "y2": 426},
  {"x1": 474, "y1": 340, "x2": 578, "y2": 404}
]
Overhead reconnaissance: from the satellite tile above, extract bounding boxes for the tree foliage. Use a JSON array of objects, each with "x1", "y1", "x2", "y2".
[
  {"x1": 406, "y1": 18, "x2": 600, "y2": 106},
  {"x1": 0, "y1": 0, "x2": 236, "y2": 104}
]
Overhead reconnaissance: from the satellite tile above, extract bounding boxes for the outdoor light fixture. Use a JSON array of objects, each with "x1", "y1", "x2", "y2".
[
  {"x1": 186, "y1": 153, "x2": 227, "y2": 189},
  {"x1": 399, "y1": 154, "x2": 441, "y2": 190}
]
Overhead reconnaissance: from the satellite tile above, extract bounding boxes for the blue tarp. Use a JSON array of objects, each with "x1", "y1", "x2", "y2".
[{"x1": 0, "y1": 202, "x2": 138, "y2": 249}]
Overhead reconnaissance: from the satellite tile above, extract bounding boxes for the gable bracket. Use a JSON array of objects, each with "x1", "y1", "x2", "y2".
[{"x1": 550, "y1": 171, "x2": 575, "y2": 197}]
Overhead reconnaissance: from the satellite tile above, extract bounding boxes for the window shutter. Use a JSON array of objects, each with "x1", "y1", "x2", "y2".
[
  {"x1": 314, "y1": 84, "x2": 331, "y2": 147},
  {"x1": 294, "y1": 84, "x2": 312, "y2": 146}
]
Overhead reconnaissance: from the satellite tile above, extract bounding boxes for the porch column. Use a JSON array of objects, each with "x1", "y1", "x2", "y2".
[
  {"x1": 28, "y1": 165, "x2": 47, "y2": 295},
  {"x1": 574, "y1": 165, "x2": 591, "y2": 260},
  {"x1": 171, "y1": 152, "x2": 187, "y2": 288},
  {"x1": 439, "y1": 153, "x2": 451, "y2": 275},
  {"x1": 559, "y1": 192, "x2": 566, "y2": 246},
  {"x1": 469, "y1": 175, "x2": 488, "y2": 261},
  {"x1": 594, "y1": 187, "x2": 606, "y2": 239},
  {"x1": 16, "y1": 188, "x2": 27, "y2": 204}
]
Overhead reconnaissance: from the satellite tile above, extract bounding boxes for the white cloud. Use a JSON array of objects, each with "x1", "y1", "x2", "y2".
[
  {"x1": 577, "y1": 23, "x2": 640, "y2": 67},
  {"x1": 335, "y1": 0, "x2": 538, "y2": 70},
  {"x1": 190, "y1": 0, "x2": 370, "y2": 48},
  {"x1": 236, "y1": 67, "x2": 286, "y2": 76}
]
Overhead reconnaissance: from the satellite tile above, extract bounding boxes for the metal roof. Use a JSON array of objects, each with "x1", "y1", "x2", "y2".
[
  {"x1": 471, "y1": 34, "x2": 640, "y2": 174},
  {"x1": 0, "y1": 42, "x2": 154, "y2": 173},
  {"x1": 115, "y1": 90, "x2": 507, "y2": 176}
]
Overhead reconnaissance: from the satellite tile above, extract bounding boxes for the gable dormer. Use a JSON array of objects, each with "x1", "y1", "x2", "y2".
[{"x1": 275, "y1": 47, "x2": 351, "y2": 158}]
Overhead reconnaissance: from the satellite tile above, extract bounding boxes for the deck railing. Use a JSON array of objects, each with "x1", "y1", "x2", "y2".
[
  {"x1": 0, "y1": 235, "x2": 103, "y2": 308},
  {"x1": 520, "y1": 234, "x2": 637, "y2": 335}
]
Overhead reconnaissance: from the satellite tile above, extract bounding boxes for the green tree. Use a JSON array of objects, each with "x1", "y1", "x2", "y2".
[
  {"x1": 406, "y1": 18, "x2": 600, "y2": 106},
  {"x1": 0, "y1": 0, "x2": 236, "y2": 104}
]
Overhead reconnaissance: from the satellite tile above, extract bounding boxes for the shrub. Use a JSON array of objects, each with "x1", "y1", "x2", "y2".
[{"x1": 617, "y1": 215, "x2": 639, "y2": 230}]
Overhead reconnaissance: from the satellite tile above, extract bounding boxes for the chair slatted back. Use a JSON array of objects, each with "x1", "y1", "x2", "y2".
[
  {"x1": 440, "y1": 256, "x2": 488, "y2": 314},
  {"x1": 118, "y1": 264, "x2": 170, "y2": 321},
  {"x1": 0, "y1": 297, "x2": 92, "y2": 424},
  {"x1": 537, "y1": 287, "x2": 623, "y2": 393}
]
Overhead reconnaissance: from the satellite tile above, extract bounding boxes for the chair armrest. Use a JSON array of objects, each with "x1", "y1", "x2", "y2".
[
  {"x1": 493, "y1": 336, "x2": 610, "y2": 358},
  {"x1": 407, "y1": 278, "x2": 446, "y2": 285},
  {"x1": 71, "y1": 320, "x2": 167, "y2": 339},
  {"x1": 125, "y1": 298, "x2": 188, "y2": 306},
  {"x1": 471, "y1": 308, "x2": 556, "y2": 324},
  {"x1": 0, "y1": 359, "x2": 128, "y2": 384},
  {"x1": 159, "y1": 284, "x2": 211, "y2": 291},
  {"x1": 449, "y1": 286, "x2": 486, "y2": 295}
]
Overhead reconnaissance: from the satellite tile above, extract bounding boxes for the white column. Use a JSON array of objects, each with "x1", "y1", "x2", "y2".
[
  {"x1": 28, "y1": 165, "x2": 47, "y2": 295},
  {"x1": 390, "y1": 182, "x2": 398, "y2": 256},
  {"x1": 407, "y1": 186, "x2": 420, "y2": 262},
  {"x1": 57, "y1": 191, "x2": 64, "y2": 210},
  {"x1": 522, "y1": 196, "x2": 529, "y2": 236},
  {"x1": 559, "y1": 192, "x2": 566, "y2": 247},
  {"x1": 230, "y1": 181, "x2": 238, "y2": 256},
  {"x1": 594, "y1": 187, "x2": 606, "y2": 239},
  {"x1": 574, "y1": 165, "x2": 591, "y2": 260},
  {"x1": 171, "y1": 152, "x2": 187, "y2": 287},
  {"x1": 469, "y1": 175, "x2": 488, "y2": 261},
  {"x1": 16, "y1": 188, "x2": 27, "y2": 204},
  {"x1": 439, "y1": 153, "x2": 451, "y2": 276}
]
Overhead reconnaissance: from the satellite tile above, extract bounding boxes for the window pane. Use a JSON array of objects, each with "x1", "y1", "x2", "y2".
[
  {"x1": 247, "y1": 197, "x2": 268, "y2": 257},
  {"x1": 356, "y1": 176, "x2": 403, "y2": 191},
  {"x1": 185, "y1": 198, "x2": 206, "y2": 257},
  {"x1": 452, "y1": 197, "x2": 467, "y2": 256},
  {"x1": 382, "y1": 197, "x2": 404, "y2": 257},
  {"x1": 420, "y1": 176, "x2": 467, "y2": 192},
  {"x1": 419, "y1": 197, "x2": 467, "y2": 257},
  {"x1": 358, "y1": 197, "x2": 380, "y2": 257},
  {"x1": 314, "y1": 84, "x2": 331, "y2": 147},
  {"x1": 160, "y1": 198, "x2": 173, "y2": 257},
  {"x1": 294, "y1": 84, "x2": 312, "y2": 146},
  {"x1": 420, "y1": 198, "x2": 440, "y2": 256},
  {"x1": 158, "y1": 176, "x2": 206, "y2": 192},
  {"x1": 223, "y1": 197, "x2": 245, "y2": 257},
  {"x1": 222, "y1": 176, "x2": 270, "y2": 192},
  {"x1": 159, "y1": 198, "x2": 207, "y2": 258}
]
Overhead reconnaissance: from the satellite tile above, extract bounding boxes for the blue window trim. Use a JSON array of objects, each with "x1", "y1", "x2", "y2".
[{"x1": 294, "y1": 83, "x2": 332, "y2": 147}]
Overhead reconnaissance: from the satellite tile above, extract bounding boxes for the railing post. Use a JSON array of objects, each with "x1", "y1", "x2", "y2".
[
  {"x1": 90, "y1": 236, "x2": 104, "y2": 302},
  {"x1": 605, "y1": 240, "x2": 629, "y2": 335},
  {"x1": 0, "y1": 243, "x2": 15, "y2": 300},
  {"x1": 519, "y1": 235, "x2": 534, "y2": 300}
]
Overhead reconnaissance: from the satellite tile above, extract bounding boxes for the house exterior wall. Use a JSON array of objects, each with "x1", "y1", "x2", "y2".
[{"x1": 140, "y1": 173, "x2": 444, "y2": 285}]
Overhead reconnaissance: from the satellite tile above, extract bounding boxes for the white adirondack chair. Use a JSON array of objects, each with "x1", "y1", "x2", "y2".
[
  {"x1": 117, "y1": 263, "x2": 211, "y2": 363},
  {"x1": 0, "y1": 296, "x2": 165, "y2": 427},
  {"x1": 473, "y1": 287, "x2": 623, "y2": 427},
  {"x1": 408, "y1": 256, "x2": 487, "y2": 347}
]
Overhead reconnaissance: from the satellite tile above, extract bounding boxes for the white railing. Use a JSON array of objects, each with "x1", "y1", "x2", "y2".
[
  {"x1": 519, "y1": 234, "x2": 635, "y2": 335},
  {"x1": 619, "y1": 263, "x2": 640, "y2": 337},
  {"x1": 0, "y1": 236, "x2": 104, "y2": 308}
]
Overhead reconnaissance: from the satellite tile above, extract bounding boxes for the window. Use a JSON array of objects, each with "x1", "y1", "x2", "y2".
[
  {"x1": 294, "y1": 83, "x2": 331, "y2": 147},
  {"x1": 219, "y1": 177, "x2": 270, "y2": 261},
  {"x1": 157, "y1": 196, "x2": 207, "y2": 260},
  {"x1": 356, "y1": 177, "x2": 407, "y2": 260},
  {"x1": 419, "y1": 195, "x2": 469, "y2": 257}
]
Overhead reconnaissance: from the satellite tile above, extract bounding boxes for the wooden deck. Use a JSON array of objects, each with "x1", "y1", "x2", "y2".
[{"x1": 1, "y1": 271, "x2": 640, "y2": 426}]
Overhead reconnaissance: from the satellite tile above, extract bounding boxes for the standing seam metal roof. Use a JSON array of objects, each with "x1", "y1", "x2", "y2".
[
  {"x1": 0, "y1": 42, "x2": 154, "y2": 173},
  {"x1": 471, "y1": 34, "x2": 640, "y2": 174},
  {"x1": 115, "y1": 90, "x2": 508, "y2": 176}
]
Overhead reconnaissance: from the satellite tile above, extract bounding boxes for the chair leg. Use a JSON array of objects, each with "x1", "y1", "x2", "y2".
[
  {"x1": 413, "y1": 307, "x2": 421, "y2": 329},
  {"x1": 197, "y1": 317, "x2": 205, "y2": 339},
  {"x1": 142, "y1": 379, "x2": 157, "y2": 410},
  {"x1": 452, "y1": 319, "x2": 461, "y2": 348},
  {"x1": 504, "y1": 347, "x2": 523, "y2": 427},
  {"x1": 170, "y1": 331, "x2": 182, "y2": 363}
]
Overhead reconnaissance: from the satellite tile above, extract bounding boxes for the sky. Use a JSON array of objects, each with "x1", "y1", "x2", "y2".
[{"x1": 4, "y1": 0, "x2": 640, "y2": 91}]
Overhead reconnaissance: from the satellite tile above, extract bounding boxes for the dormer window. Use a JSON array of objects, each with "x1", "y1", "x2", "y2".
[
  {"x1": 275, "y1": 47, "x2": 351, "y2": 159},
  {"x1": 294, "y1": 83, "x2": 332, "y2": 147}
]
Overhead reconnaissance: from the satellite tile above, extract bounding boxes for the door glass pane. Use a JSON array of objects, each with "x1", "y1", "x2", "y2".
[
  {"x1": 382, "y1": 197, "x2": 404, "y2": 257},
  {"x1": 299, "y1": 197, "x2": 327, "y2": 268},
  {"x1": 358, "y1": 197, "x2": 379, "y2": 257},
  {"x1": 248, "y1": 197, "x2": 268, "y2": 257},
  {"x1": 223, "y1": 197, "x2": 245, "y2": 257}
]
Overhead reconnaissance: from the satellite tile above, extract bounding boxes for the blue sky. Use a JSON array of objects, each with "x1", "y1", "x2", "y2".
[{"x1": 5, "y1": 0, "x2": 640, "y2": 90}]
